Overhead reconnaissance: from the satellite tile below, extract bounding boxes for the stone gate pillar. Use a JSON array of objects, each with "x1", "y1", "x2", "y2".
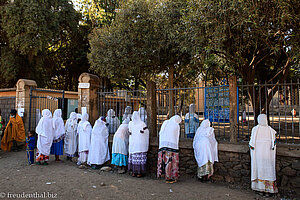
[
  {"x1": 16, "y1": 79, "x2": 37, "y2": 132},
  {"x1": 78, "y1": 73, "x2": 100, "y2": 125}
]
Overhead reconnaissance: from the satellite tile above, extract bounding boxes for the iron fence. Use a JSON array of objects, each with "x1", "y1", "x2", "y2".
[
  {"x1": 97, "y1": 89, "x2": 147, "y2": 133},
  {"x1": 28, "y1": 88, "x2": 65, "y2": 131},
  {"x1": 156, "y1": 85, "x2": 231, "y2": 140},
  {"x1": 238, "y1": 80, "x2": 300, "y2": 144},
  {"x1": 95, "y1": 80, "x2": 300, "y2": 144}
]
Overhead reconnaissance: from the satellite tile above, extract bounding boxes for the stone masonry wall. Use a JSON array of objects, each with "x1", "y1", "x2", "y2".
[
  {"x1": 0, "y1": 97, "x2": 16, "y2": 126},
  {"x1": 146, "y1": 138, "x2": 300, "y2": 196}
]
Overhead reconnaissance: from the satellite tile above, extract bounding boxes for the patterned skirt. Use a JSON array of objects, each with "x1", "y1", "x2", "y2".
[
  {"x1": 36, "y1": 149, "x2": 49, "y2": 162},
  {"x1": 157, "y1": 148, "x2": 179, "y2": 180},
  {"x1": 128, "y1": 152, "x2": 147, "y2": 174},
  {"x1": 111, "y1": 153, "x2": 128, "y2": 167},
  {"x1": 197, "y1": 161, "x2": 214, "y2": 178},
  {"x1": 251, "y1": 179, "x2": 278, "y2": 193},
  {"x1": 50, "y1": 140, "x2": 64, "y2": 155}
]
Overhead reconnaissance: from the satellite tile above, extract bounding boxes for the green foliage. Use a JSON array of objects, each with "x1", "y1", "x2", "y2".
[
  {"x1": 183, "y1": 0, "x2": 299, "y2": 84},
  {"x1": 88, "y1": 0, "x2": 198, "y2": 89},
  {"x1": 0, "y1": 0, "x2": 89, "y2": 90}
]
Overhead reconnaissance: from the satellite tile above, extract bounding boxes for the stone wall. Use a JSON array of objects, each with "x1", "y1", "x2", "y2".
[
  {"x1": 146, "y1": 138, "x2": 300, "y2": 196},
  {"x1": 0, "y1": 97, "x2": 16, "y2": 125}
]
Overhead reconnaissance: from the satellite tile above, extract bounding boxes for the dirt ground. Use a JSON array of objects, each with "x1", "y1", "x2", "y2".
[{"x1": 0, "y1": 150, "x2": 280, "y2": 200}]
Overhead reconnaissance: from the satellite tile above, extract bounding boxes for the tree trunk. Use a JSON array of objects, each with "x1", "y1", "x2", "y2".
[{"x1": 168, "y1": 65, "x2": 175, "y2": 117}]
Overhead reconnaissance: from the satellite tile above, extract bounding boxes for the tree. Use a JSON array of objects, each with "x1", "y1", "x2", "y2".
[
  {"x1": 183, "y1": 0, "x2": 300, "y2": 117},
  {"x1": 0, "y1": 0, "x2": 89, "y2": 90},
  {"x1": 88, "y1": 0, "x2": 199, "y2": 91}
]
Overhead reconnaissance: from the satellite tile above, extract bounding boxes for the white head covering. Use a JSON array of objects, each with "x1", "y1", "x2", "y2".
[
  {"x1": 189, "y1": 104, "x2": 196, "y2": 114},
  {"x1": 64, "y1": 112, "x2": 78, "y2": 156},
  {"x1": 79, "y1": 113, "x2": 90, "y2": 131},
  {"x1": 36, "y1": 109, "x2": 53, "y2": 137},
  {"x1": 138, "y1": 107, "x2": 147, "y2": 124},
  {"x1": 249, "y1": 114, "x2": 276, "y2": 150},
  {"x1": 193, "y1": 119, "x2": 218, "y2": 167},
  {"x1": 106, "y1": 109, "x2": 120, "y2": 134},
  {"x1": 87, "y1": 117, "x2": 110, "y2": 165},
  {"x1": 36, "y1": 109, "x2": 54, "y2": 156},
  {"x1": 52, "y1": 109, "x2": 65, "y2": 140},
  {"x1": 77, "y1": 113, "x2": 92, "y2": 152},
  {"x1": 159, "y1": 115, "x2": 182, "y2": 150},
  {"x1": 112, "y1": 121, "x2": 130, "y2": 155},
  {"x1": 195, "y1": 119, "x2": 214, "y2": 137},
  {"x1": 123, "y1": 106, "x2": 132, "y2": 123},
  {"x1": 77, "y1": 114, "x2": 82, "y2": 120},
  {"x1": 128, "y1": 111, "x2": 149, "y2": 154}
]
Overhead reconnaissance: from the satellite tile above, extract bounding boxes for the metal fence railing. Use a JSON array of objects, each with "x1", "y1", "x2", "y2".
[
  {"x1": 28, "y1": 88, "x2": 65, "y2": 131},
  {"x1": 238, "y1": 80, "x2": 300, "y2": 144},
  {"x1": 95, "y1": 80, "x2": 300, "y2": 144},
  {"x1": 97, "y1": 89, "x2": 147, "y2": 133},
  {"x1": 156, "y1": 86, "x2": 231, "y2": 140}
]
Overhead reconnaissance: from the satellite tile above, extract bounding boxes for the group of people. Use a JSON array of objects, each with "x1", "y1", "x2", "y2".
[{"x1": 0, "y1": 106, "x2": 278, "y2": 195}]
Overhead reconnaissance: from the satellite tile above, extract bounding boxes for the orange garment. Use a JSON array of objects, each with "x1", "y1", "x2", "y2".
[{"x1": 1, "y1": 114, "x2": 25, "y2": 151}]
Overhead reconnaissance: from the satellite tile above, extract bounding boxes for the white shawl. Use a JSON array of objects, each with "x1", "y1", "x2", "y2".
[
  {"x1": 159, "y1": 115, "x2": 182, "y2": 150},
  {"x1": 52, "y1": 109, "x2": 65, "y2": 141},
  {"x1": 87, "y1": 118, "x2": 110, "y2": 165},
  {"x1": 64, "y1": 112, "x2": 78, "y2": 155},
  {"x1": 36, "y1": 109, "x2": 54, "y2": 156},
  {"x1": 112, "y1": 122, "x2": 129, "y2": 155},
  {"x1": 249, "y1": 114, "x2": 276, "y2": 181},
  {"x1": 138, "y1": 107, "x2": 147, "y2": 125},
  {"x1": 77, "y1": 113, "x2": 92, "y2": 152},
  {"x1": 122, "y1": 106, "x2": 132, "y2": 122},
  {"x1": 106, "y1": 109, "x2": 120, "y2": 134},
  {"x1": 128, "y1": 111, "x2": 149, "y2": 154},
  {"x1": 193, "y1": 119, "x2": 218, "y2": 167}
]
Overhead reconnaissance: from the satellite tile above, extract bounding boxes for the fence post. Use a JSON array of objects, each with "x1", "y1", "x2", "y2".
[
  {"x1": 229, "y1": 76, "x2": 238, "y2": 143},
  {"x1": 16, "y1": 79, "x2": 37, "y2": 132},
  {"x1": 146, "y1": 80, "x2": 157, "y2": 138},
  {"x1": 78, "y1": 73, "x2": 100, "y2": 125},
  {"x1": 169, "y1": 66, "x2": 174, "y2": 117}
]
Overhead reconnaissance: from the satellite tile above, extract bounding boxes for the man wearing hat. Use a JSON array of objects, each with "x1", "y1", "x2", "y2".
[{"x1": 1, "y1": 109, "x2": 25, "y2": 151}]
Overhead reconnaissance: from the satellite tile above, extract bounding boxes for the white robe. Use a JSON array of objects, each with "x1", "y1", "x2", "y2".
[
  {"x1": 128, "y1": 111, "x2": 149, "y2": 154},
  {"x1": 88, "y1": 119, "x2": 110, "y2": 165},
  {"x1": 36, "y1": 109, "x2": 54, "y2": 156},
  {"x1": 112, "y1": 123, "x2": 129, "y2": 155},
  {"x1": 52, "y1": 109, "x2": 65, "y2": 141},
  {"x1": 138, "y1": 107, "x2": 147, "y2": 125},
  {"x1": 249, "y1": 114, "x2": 276, "y2": 182},
  {"x1": 77, "y1": 113, "x2": 92, "y2": 153},
  {"x1": 193, "y1": 119, "x2": 218, "y2": 167},
  {"x1": 106, "y1": 109, "x2": 120, "y2": 134},
  {"x1": 64, "y1": 112, "x2": 78, "y2": 156},
  {"x1": 159, "y1": 115, "x2": 181, "y2": 150}
]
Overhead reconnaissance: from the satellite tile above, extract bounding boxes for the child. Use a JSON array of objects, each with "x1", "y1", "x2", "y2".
[{"x1": 26, "y1": 131, "x2": 36, "y2": 165}]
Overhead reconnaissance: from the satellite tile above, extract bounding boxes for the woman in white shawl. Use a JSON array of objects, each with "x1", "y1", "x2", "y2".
[
  {"x1": 193, "y1": 119, "x2": 218, "y2": 181},
  {"x1": 122, "y1": 106, "x2": 132, "y2": 123},
  {"x1": 106, "y1": 109, "x2": 120, "y2": 134},
  {"x1": 184, "y1": 104, "x2": 199, "y2": 138},
  {"x1": 138, "y1": 107, "x2": 147, "y2": 125},
  {"x1": 87, "y1": 116, "x2": 110, "y2": 169},
  {"x1": 249, "y1": 114, "x2": 277, "y2": 194},
  {"x1": 128, "y1": 111, "x2": 149, "y2": 177},
  {"x1": 50, "y1": 109, "x2": 65, "y2": 161},
  {"x1": 157, "y1": 115, "x2": 181, "y2": 183},
  {"x1": 111, "y1": 117, "x2": 130, "y2": 174},
  {"x1": 64, "y1": 112, "x2": 78, "y2": 160},
  {"x1": 36, "y1": 109, "x2": 54, "y2": 165},
  {"x1": 77, "y1": 113, "x2": 92, "y2": 166}
]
